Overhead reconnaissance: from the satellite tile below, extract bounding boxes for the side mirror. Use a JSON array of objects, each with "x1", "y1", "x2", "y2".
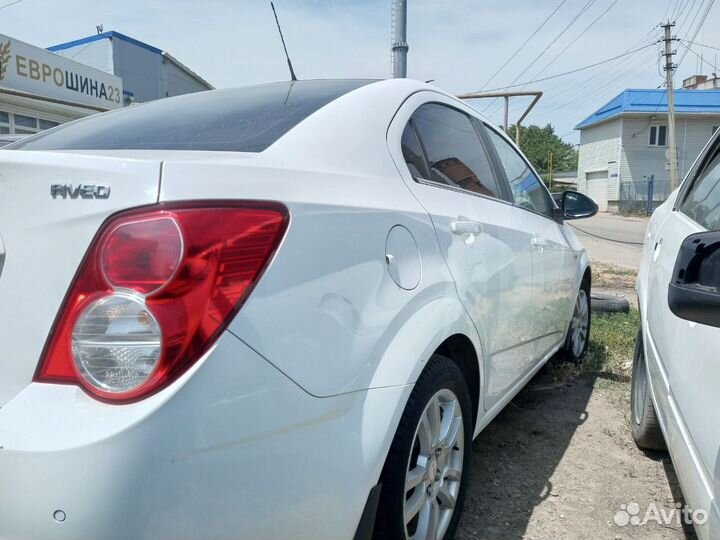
[
  {"x1": 668, "y1": 231, "x2": 720, "y2": 328},
  {"x1": 561, "y1": 191, "x2": 598, "y2": 220}
]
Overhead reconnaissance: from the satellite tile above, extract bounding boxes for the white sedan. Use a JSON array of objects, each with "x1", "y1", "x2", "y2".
[
  {"x1": 0, "y1": 79, "x2": 596, "y2": 540},
  {"x1": 633, "y1": 130, "x2": 720, "y2": 540}
]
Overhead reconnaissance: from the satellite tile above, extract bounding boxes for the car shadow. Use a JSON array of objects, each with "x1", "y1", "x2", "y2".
[{"x1": 456, "y1": 362, "x2": 696, "y2": 540}]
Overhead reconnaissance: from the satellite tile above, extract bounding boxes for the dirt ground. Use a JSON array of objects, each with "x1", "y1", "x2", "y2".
[
  {"x1": 456, "y1": 368, "x2": 694, "y2": 540},
  {"x1": 455, "y1": 260, "x2": 695, "y2": 540}
]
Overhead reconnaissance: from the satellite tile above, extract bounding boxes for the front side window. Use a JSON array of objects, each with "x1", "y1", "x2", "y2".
[
  {"x1": 408, "y1": 103, "x2": 500, "y2": 198},
  {"x1": 681, "y1": 150, "x2": 720, "y2": 230},
  {"x1": 649, "y1": 125, "x2": 667, "y2": 147},
  {"x1": 484, "y1": 127, "x2": 553, "y2": 218}
]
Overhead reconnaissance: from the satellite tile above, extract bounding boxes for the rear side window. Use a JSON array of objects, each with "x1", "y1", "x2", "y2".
[
  {"x1": 681, "y1": 150, "x2": 720, "y2": 230},
  {"x1": 408, "y1": 103, "x2": 500, "y2": 198},
  {"x1": 14, "y1": 80, "x2": 372, "y2": 153},
  {"x1": 401, "y1": 123, "x2": 429, "y2": 179}
]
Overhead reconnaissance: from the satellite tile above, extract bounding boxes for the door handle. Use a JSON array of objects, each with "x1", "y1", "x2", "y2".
[
  {"x1": 451, "y1": 221, "x2": 483, "y2": 235},
  {"x1": 531, "y1": 237, "x2": 549, "y2": 247}
]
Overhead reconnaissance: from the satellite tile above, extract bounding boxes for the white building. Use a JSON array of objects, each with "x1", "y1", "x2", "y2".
[
  {"x1": 49, "y1": 31, "x2": 213, "y2": 104},
  {"x1": 0, "y1": 31, "x2": 211, "y2": 136},
  {"x1": 575, "y1": 88, "x2": 720, "y2": 212}
]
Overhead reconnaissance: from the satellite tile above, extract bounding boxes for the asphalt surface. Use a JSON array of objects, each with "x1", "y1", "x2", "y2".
[{"x1": 569, "y1": 213, "x2": 649, "y2": 271}]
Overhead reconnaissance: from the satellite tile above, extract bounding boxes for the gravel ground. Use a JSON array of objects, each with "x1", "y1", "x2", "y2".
[
  {"x1": 454, "y1": 252, "x2": 695, "y2": 540},
  {"x1": 455, "y1": 361, "x2": 694, "y2": 540}
]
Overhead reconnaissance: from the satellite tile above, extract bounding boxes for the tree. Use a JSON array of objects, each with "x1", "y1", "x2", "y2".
[{"x1": 505, "y1": 123, "x2": 577, "y2": 182}]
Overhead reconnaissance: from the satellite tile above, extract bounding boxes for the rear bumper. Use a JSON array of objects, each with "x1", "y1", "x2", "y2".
[{"x1": 0, "y1": 332, "x2": 411, "y2": 540}]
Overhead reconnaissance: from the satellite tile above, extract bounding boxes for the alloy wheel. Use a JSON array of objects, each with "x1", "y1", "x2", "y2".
[
  {"x1": 403, "y1": 389, "x2": 464, "y2": 540},
  {"x1": 570, "y1": 289, "x2": 589, "y2": 357},
  {"x1": 632, "y1": 338, "x2": 648, "y2": 425}
]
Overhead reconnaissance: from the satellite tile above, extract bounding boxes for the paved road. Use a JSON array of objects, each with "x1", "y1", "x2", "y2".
[{"x1": 568, "y1": 213, "x2": 649, "y2": 271}]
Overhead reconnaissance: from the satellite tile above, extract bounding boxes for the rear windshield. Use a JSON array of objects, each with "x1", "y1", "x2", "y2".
[{"x1": 14, "y1": 79, "x2": 372, "y2": 153}]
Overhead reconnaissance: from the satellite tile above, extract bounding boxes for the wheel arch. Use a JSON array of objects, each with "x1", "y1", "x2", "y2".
[
  {"x1": 368, "y1": 295, "x2": 484, "y2": 430},
  {"x1": 582, "y1": 264, "x2": 592, "y2": 289},
  {"x1": 434, "y1": 334, "x2": 480, "y2": 430}
]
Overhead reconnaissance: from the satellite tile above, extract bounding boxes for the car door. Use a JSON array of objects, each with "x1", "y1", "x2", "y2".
[
  {"x1": 645, "y1": 142, "x2": 720, "y2": 526},
  {"x1": 483, "y1": 125, "x2": 578, "y2": 361},
  {"x1": 388, "y1": 93, "x2": 538, "y2": 411}
]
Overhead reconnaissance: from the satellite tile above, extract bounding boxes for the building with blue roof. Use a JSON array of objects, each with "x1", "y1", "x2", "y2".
[
  {"x1": 0, "y1": 30, "x2": 212, "y2": 138},
  {"x1": 48, "y1": 31, "x2": 213, "y2": 105},
  {"x1": 575, "y1": 87, "x2": 720, "y2": 211}
]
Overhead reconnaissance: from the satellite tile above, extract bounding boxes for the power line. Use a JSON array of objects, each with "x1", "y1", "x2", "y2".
[
  {"x1": 480, "y1": 0, "x2": 598, "y2": 110},
  {"x1": 677, "y1": 0, "x2": 717, "y2": 67},
  {"x1": 0, "y1": 0, "x2": 23, "y2": 9},
  {"x1": 478, "y1": 0, "x2": 568, "y2": 92},
  {"x1": 569, "y1": 224, "x2": 645, "y2": 245},
  {"x1": 529, "y1": 0, "x2": 619, "y2": 80},
  {"x1": 679, "y1": 39, "x2": 719, "y2": 71},
  {"x1": 485, "y1": 0, "x2": 618, "y2": 118},
  {"x1": 479, "y1": 44, "x2": 655, "y2": 93},
  {"x1": 690, "y1": 40, "x2": 720, "y2": 51}
]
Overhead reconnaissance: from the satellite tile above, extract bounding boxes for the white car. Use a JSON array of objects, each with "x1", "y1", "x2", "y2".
[
  {"x1": 0, "y1": 79, "x2": 596, "y2": 540},
  {"x1": 0, "y1": 134, "x2": 27, "y2": 147},
  {"x1": 633, "y1": 130, "x2": 720, "y2": 539}
]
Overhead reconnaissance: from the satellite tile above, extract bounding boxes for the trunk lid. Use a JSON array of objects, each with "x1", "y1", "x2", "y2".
[{"x1": 0, "y1": 150, "x2": 161, "y2": 407}]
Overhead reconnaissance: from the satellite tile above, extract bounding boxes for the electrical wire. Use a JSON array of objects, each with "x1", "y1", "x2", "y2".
[
  {"x1": 482, "y1": 19, "x2": 661, "y2": 127},
  {"x1": 691, "y1": 40, "x2": 720, "y2": 51},
  {"x1": 679, "y1": 39, "x2": 719, "y2": 71},
  {"x1": 480, "y1": 0, "x2": 598, "y2": 111},
  {"x1": 486, "y1": 0, "x2": 619, "y2": 118},
  {"x1": 569, "y1": 224, "x2": 646, "y2": 245},
  {"x1": 479, "y1": 44, "x2": 656, "y2": 93},
  {"x1": 529, "y1": 0, "x2": 619, "y2": 82},
  {"x1": 677, "y1": 0, "x2": 717, "y2": 67},
  {"x1": 0, "y1": 0, "x2": 23, "y2": 9},
  {"x1": 478, "y1": 0, "x2": 568, "y2": 92}
]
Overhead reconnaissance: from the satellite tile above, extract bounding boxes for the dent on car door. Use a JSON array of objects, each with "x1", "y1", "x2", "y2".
[
  {"x1": 393, "y1": 99, "x2": 537, "y2": 411},
  {"x1": 484, "y1": 126, "x2": 577, "y2": 359},
  {"x1": 646, "y1": 148, "x2": 720, "y2": 517}
]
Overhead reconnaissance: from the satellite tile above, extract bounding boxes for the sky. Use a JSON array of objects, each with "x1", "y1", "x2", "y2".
[{"x1": 1, "y1": 0, "x2": 719, "y2": 144}]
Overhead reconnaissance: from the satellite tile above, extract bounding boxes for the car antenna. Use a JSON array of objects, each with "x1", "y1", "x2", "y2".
[{"x1": 271, "y1": 2, "x2": 298, "y2": 82}]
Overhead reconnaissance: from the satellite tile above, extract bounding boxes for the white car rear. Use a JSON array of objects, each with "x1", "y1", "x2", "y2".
[
  {"x1": 634, "y1": 130, "x2": 720, "y2": 539},
  {"x1": 0, "y1": 79, "x2": 594, "y2": 540}
]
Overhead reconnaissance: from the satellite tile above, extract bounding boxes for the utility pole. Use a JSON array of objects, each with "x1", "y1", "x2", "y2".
[
  {"x1": 662, "y1": 22, "x2": 680, "y2": 190},
  {"x1": 503, "y1": 95, "x2": 509, "y2": 132},
  {"x1": 391, "y1": 0, "x2": 408, "y2": 78}
]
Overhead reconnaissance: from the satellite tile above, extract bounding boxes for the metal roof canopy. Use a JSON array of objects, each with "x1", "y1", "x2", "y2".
[{"x1": 456, "y1": 90, "x2": 543, "y2": 144}]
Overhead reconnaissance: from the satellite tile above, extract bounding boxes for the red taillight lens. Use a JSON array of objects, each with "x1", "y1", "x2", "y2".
[
  {"x1": 35, "y1": 202, "x2": 288, "y2": 403},
  {"x1": 101, "y1": 217, "x2": 183, "y2": 295}
]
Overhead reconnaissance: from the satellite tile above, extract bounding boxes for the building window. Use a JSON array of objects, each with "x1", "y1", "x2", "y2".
[
  {"x1": 0, "y1": 112, "x2": 61, "y2": 135},
  {"x1": 0, "y1": 111, "x2": 9, "y2": 135},
  {"x1": 649, "y1": 125, "x2": 667, "y2": 147},
  {"x1": 39, "y1": 119, "x2": 59, "y2": 130}
]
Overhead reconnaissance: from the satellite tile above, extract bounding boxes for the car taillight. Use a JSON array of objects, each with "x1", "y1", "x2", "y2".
[{"x1": 35, "y1": 202, "x2": 288, "y2": 403}]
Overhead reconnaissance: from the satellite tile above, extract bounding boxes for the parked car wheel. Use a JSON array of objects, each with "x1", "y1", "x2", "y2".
[
  {"x1": 559, "y1": 283, "x2": 591, "y2": 363},
  {"x1": 630, "y1": 327, "x2": 666, "y2": 451},
  {"x1": 374, "y1": 355, "x2": 472, "y2": 540}
]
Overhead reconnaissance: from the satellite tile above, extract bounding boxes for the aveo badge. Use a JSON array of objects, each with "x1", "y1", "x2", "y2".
[{"x1": 50, "y1": 184, "x2": 111, "y2": 199}]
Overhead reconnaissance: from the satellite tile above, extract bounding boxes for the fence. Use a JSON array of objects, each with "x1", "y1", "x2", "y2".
[{"x1": 618, "y1": 177, "x2": 672, "y2": 215}]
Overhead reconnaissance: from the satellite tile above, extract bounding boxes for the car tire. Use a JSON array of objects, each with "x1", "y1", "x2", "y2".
[
  {"x1": 559, "y1": 281, "x2": 591, "y2": 364},
  {"x1": 631, "y1": 326, "x2": 666, "y2": 451},
  {"x1": 591, "y1": 292, "x2": 630, "y2": 314},
  {"x1": 374, "y1": 354, "x2": 473, "y2": 540}
]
